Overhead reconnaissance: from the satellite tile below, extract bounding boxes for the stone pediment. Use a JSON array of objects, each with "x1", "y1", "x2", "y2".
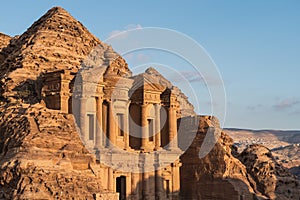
[
  {"x1": 80, "y1": 65, "x2": 107, "y2": 84},
  {"x1": 131, "y1": 67, "x2": 172, "y2": 92},
  {"x1": 131, "y1": 74, "x2": 166, "y2": 92}
]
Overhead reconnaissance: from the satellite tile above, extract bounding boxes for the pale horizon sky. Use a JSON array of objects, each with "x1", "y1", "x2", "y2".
[{"x1": 1, "y1": 1, "x2": 300, "y2": 130}]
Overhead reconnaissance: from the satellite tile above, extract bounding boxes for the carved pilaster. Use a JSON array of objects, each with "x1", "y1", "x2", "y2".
[
  {"x1": 96, "y1": 96, "x2": 103, "y2": 149},
  {"x1": 79, "y1": 97, "x2": 87, "y2": 142}
]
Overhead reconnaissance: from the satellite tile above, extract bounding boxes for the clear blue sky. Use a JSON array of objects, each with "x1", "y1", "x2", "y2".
[{"x1": 1, "y1": 1, "x2": 300, "y2": 130}]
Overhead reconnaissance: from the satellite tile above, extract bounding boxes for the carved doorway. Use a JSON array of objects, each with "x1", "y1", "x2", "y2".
[{"x1": 116, "y1": 176, "x2": 126, "y2": 200}]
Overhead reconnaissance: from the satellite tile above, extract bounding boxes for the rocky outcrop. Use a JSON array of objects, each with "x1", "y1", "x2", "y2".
[
  {"x1": 0, "y1": 33, "x2": 11, "y2": 50},
  {"x1": 0, "y1": 33, "x2": 11, "y2": 64},
  {"x1": 271, "y1": 144, "x2": 300, "y2": 179},
  {"x1": 179, "y1": 116, "x2": 262, "y2": 200},
  {"x1": 0, "y1": 103, "x2": 107, "y2": 199},
  {"x1": 180, "y1": 116, "x2": 300, "y2": 200},
  {"x1": 238, "y1": 144, "x2": 300, "y2": 199}
]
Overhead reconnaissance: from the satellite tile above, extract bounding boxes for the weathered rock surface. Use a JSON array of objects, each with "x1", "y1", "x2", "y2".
[
  {"x1": 180, "y1": 116, "x2": 262, "y2": 200},
  {"x1": 0, "y1": 33, "x2": 11, "y2": 50},
  {"x1": 238, "y1": 144, "x2": 300, "y2": 199},
  {"x1": 0, "y1": 33, "x2": 11, "y2": 64},
  {"x1": 271, "y1": 144, "x2": 300, "y2": 179},
  {"x1": 180, "y1": 116, "x2": 300, "y2": 200},
  {"x1": 0, "y1": 103, "x2": 107, "y2": 199},
  {"x1": 0, "y1": 7, "x2": 112, "y2": 102}
]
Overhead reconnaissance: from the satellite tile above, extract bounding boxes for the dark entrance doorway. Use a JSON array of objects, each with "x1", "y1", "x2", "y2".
[{"x1": 116, "y1": 176, "x2": 126, "y2": 200}]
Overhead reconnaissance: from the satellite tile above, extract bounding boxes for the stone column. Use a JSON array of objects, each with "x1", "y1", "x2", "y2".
[
  {"x1": 108, "y1": 101, "x2": 116, "y2": 147},
  {"x1": 155, "y1": 104, "x2": 161, "y2": 150},
  {"x1": 141, "y1": 104, "x2": 148, "y2": 150},
  {"x1": 172, "y1": 162, "x2": 181, "y2": 195},
  {"x1": 155, "y1": 168, "x2": 164, "y2": 199},
  {"x1": 102, "y1": 102, "x2": 108, "y2": 147},
  {"x1": 142, "y1": 171, "x2": 150, "y2": 199},
  {"x1": 131, "y1": 173, "x2": 140, "y2": 199},
  {"x1": 108, "y1": 167, "x2": 113, "y2": 192},
  {"x1": 124, "y1": 102, "x2": 130, "y2": 149},
  {"x1": 79, "y1": 97, "x2": 87, "y2": 142},
  {"x1": 96, "y1": 96, "x2": 103, "y2": 149},
  {"x1": 60, "y1": 79, "x2": 70, "y2": 113},
  {"x1": 168, "y1": 105, "x2": 178, "y2": 149},
  {"x1": 60, "y1": 94, "x2": 69, "y2": 113}
]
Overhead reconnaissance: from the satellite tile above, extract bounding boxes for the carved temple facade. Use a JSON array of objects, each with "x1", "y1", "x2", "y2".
[{"x1": 41, "y1": 55, "x2": 195, "y2": 200}]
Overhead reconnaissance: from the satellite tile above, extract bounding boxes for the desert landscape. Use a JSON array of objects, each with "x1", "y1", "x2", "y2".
[{"x1": 0, "y1": 5, "x2": 299, "y2": 200}]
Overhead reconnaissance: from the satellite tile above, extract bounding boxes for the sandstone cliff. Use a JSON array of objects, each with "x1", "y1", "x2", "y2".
[
  {"x1": 179, "y1": 116, "x2": 300, "y2": 200},
  {"x1": 180, "y1": 116, "x2": 262, "y2": 200}
]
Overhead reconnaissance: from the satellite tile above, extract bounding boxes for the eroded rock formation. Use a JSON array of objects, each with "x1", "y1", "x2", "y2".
[
  {"x1": 238, "y1": 144, "x2": 300, "y2": 200},
  {"x1": 180, "y1": 116, "x2": 261, "y2": 200}
]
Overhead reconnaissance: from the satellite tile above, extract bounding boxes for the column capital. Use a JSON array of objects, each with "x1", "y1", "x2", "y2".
[
  {"x1": 155, "y1": 103, "x2": 161, "y2": 108},
  {"x1": 141, "y1": 103, "x2": 148, "y2": 108}
]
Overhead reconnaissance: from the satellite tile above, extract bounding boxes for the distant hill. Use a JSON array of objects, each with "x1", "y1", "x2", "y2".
[{"x1": 224, "y1": 128, "x2": 300, "y2": 151}]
